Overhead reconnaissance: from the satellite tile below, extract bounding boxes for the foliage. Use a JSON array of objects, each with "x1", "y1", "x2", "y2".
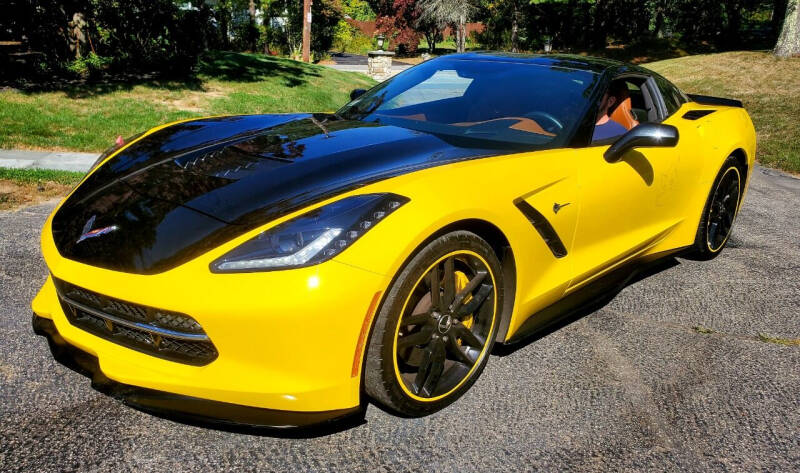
[
  {"x1": 474, "y1": 0, "x2": 786, "y2": 53},
  {"x1": 65, "y1": 51, "x2": 112, "y2": 78},
  {"x1": 2, "y1": 0, "x2": 217, "y2": 77},
  {"x1": 375, "y1": 0, "x2": 423, "y2": 54},
  {"x1": 333, "y1": 20, "x2": 375, "y2": 54},
  {"x1": 418, "y1": 0, "x2": 476, "y2": 52},
  {"x1": 265, "y1": 0, "x2": 343, "y2": 59},
  {"x1": 341, "y1": 0, "x2": 377, "y2": 20}
]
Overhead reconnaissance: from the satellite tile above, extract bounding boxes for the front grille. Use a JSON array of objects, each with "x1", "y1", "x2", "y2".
[{"x1": 53, "y1": 278, "x2": 218, "y2": 366}]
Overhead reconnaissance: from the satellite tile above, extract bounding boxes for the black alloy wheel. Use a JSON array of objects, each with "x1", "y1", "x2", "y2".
[
  {"x1": 364, "y1": 231, "x2": 503, "y2": 416},
  {"x1": 706, "y1": 166, "x2": 741, "y2": 252},
  {"x1": 689, "y1": 155, "x2": 745, "y2": 260},
  {"x1": 394, "y1": 251, "x2": 495, "y2": 399}
]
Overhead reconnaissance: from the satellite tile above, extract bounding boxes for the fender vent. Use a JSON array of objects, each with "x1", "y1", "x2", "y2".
[
  {"x1": 513, "y1": 199, "x2": 568, "y2": 258},
  {"x1": 682, "y1": 110, "x2": 716, "y2": 120}
]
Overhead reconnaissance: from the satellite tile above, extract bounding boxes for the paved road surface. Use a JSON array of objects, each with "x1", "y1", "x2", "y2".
[
  {"x1": 0, "y1": 149, "x2": 97, "y2": 172},
  {"x1": 1, "y1": 166, "x2": 798, "y2": 471},
  {"x1": 329, "y1": 52, "x2": 411, "y2": 68}
]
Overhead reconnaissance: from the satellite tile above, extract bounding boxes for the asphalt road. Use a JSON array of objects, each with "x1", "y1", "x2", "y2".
[{"x1": 1, "y1": 166, "x2": 798, "y2": 472}]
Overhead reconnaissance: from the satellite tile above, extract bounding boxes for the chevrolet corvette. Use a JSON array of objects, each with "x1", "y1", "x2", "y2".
[{"x1": 32, "y1": 52, "x2": 756, "y2": 428}]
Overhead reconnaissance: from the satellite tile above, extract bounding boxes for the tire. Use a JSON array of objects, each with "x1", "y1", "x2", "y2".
[
  {"x1": 364, "y1": 231, "x2": 503, "y2": 417},
  {"x1": 687, "y1": 155, "x2": 745, "y2": 260}
]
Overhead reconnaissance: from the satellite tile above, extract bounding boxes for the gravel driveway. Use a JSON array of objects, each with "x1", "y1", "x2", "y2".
[{"x1": 1, "y1": 166, "x2": 798, "y2": 472}]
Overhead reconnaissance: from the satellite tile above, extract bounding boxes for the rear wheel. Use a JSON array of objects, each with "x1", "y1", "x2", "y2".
[
  {"x1": 688, "y1": 156, "x2": 744, "y2": 260},
  {"x1": 364, "y1": 231, "x2": 502, "y2": 417}
]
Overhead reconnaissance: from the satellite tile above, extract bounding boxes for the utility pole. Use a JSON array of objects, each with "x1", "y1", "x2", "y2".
[{"x1": 302, "y1": 0, "x2": 312, "y2": 62}]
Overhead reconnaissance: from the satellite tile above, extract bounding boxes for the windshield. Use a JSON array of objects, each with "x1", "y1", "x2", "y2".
[{"x1": 337, "y1": 58, "x2": 599, "y2": 149}]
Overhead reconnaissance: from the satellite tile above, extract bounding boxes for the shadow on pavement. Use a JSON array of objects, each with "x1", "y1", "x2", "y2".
[{"x1": 494, "y1": 255, "x2": 682, "y2": 357}]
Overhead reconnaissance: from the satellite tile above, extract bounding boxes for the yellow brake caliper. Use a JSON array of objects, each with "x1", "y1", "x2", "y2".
[{"x1": 454, "y1": 271, "x2": 474, "y2": 333}]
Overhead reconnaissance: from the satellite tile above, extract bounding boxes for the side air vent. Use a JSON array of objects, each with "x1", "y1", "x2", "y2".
[
  {"x1": 682, "y1": 110, "x2": 716, "y2": 120},
  {"x1": 513, "y1": 199, "x2": 568, "y2": 258}
]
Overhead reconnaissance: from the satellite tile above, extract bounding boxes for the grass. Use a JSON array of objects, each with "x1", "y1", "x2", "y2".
[
  {"x1": 0, "y1": 167, "x2": 84, "y2": 185},
  {"x1": 758, "y1": 333, "x2": 800, "y2": 346},
  {"x1": 647, "y1": 51, "x2": 800, "y2": 173},
  {"x1": 0, "y1": 51, "x2": 375, "y2": 152},
  {"x1": 693, "y1": 325, "x2": 715, "y2": 334},
  {"x1": 2, "y1": 50, "x2": 798, "y2": 174},
  {"x1": 0, "y1": 167, "x2": 84, "y2": 210}
]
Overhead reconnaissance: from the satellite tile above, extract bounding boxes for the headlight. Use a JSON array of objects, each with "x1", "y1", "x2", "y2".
[
  {"x1": 89, "y1": 132, "x2": 144, "y2": 172},
  {"x1": 210, "y1": 193, "x2": 409, "y2": 273}
]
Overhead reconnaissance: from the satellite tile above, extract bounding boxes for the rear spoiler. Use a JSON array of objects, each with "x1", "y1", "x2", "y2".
[{"x1": 688, "y1": 94, "x2": 743, "y2": 108}]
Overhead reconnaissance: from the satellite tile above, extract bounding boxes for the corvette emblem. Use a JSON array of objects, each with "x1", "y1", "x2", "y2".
[
  {"x1": 553, "y1": 202, "x2": 571, "y2": 214},
  {"x1": 76, "y1": 215, "x2": 118, "y2": 243}
]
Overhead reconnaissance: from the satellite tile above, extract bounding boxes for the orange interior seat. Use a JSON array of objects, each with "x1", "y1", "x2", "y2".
[{"x1": 610, "y1": 97, "x2": 639, "y2": 130}]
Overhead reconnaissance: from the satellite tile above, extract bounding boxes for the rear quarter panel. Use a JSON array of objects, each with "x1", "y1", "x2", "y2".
[{"x1": 653, "y1": 102, "x2": 757, "y2": 252}]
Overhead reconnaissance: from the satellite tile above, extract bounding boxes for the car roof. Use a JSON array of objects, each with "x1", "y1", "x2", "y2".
[{"x1": 443, "y1": 51, "x2": 653, "y2": 76}]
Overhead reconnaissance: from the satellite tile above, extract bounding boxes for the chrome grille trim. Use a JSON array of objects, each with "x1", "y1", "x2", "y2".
[
  {"x1": 59, "y1": 294, "x2": 210, "y2": 342},
  {"x1": 52, "y1": 277, "x2": 218, "y2": 366}
]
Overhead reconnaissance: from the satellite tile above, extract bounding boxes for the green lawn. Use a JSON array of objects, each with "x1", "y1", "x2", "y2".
[
  {"x1": 0, "y1": 51, "x2": 375, "y2": 152},
  {"x1": 0, "y1": 167, "x2": 84, "y2": 185},
  {"x1": 647, "y1": 51, "x2": 800, "y2": 173},
  {"x1": 1, "y1": 50, "x2": 798, "y2": 174},
  {"x1": 0, "y1": 168, "x2": 84, "y2": 210}
]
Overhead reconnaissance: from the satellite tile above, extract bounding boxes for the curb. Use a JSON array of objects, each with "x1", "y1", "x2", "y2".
[{"x1": 0, "y1": 149, "x2": 98, "y2": 173}]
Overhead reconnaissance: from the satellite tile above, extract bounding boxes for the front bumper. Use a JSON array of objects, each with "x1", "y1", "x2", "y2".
[
  {"x1": 32, "y1": 315, "x2": 363, "y2": 429},
  {"x1": 35, "y1": 204, "x2": 392, "y2": 423}
]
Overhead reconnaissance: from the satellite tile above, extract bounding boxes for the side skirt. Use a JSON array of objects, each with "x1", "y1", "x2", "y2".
[{"x1": 498, "y1": 247, "x2": 687, "y2": 350}]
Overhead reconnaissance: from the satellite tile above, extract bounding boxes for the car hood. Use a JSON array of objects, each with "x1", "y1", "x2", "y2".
[{"x1": 52, "y1": 114, "x2": 511, "y2": 274}]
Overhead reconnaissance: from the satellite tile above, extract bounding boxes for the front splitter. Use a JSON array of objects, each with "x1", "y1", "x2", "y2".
[{"x1": 32, "y1": 314, "x2": 365, "y2": 431}]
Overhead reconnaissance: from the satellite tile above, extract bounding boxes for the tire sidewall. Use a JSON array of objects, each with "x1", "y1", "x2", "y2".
[
  {"x1": 690, "y1": 156, "x2": 745, "y2": 260},
  {"x1": 364, "y1": 231, "x2": 503, "y2": 417}
]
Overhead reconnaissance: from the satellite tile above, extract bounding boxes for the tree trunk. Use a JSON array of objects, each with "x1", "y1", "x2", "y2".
[
  {"x1": 511, "y1": 1, "x2": 519, "y2": 53},
  {"x1": 653, "y1": 3, "x2": 665, "y2": 38},
  {"x1": 426, "y1": 29, "x2": 438, "y2": 54},
  {"x1": 775, "y1": 0, "x2": 800, "y2": 56},
  {"x1": 220, "y1": 8, "x2": 230, "y2": 49},
  {"x1": 248, "y1": 0, "x2": 257, "y2": 51},
  {"x1": 458, "y1": 15, "x2": 466, "y2": 53}
]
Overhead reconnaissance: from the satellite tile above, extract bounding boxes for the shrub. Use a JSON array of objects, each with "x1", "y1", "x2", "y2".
[{"x1": 65, "y1": 52, "x2": 112, "y2": 79}]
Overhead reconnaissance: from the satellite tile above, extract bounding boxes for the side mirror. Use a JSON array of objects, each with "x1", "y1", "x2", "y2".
[
  {"x1": 350, "y1": 88, "x2": 367, "y2": 101},
  {"x1": 604, "y1": 123, "x2": 679, "y2": 163}
]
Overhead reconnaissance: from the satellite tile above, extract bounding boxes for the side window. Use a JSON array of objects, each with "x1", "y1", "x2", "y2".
[
  {"x1": 591, "y1": 78, "x2": 646, "y2": 144},
  {"x1": 655, "y1": 76, "x2": 687, "y2": 117}
]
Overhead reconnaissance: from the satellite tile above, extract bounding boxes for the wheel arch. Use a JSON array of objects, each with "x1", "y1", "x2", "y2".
[
  {"x1": 729, "y1": 148, "x2": 749, "y2": 200},
  {"x1": 418, "y1": 219, "x2": 517, "y2": 342},
  {"x1": 362, "y1": 218, "x2": 518, "y2": 380}
]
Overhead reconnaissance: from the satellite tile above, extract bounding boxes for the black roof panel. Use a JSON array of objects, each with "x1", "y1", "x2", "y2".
[{"x1": 443, "y1": 52, "x2": 650, "y2": 75}]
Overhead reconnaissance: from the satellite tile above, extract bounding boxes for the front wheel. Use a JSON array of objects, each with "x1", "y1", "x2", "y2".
[
  {"x1": 364, "y1": 231, "x2": 503, "y2": 417},
  {"x1": 688, "y1": 156, "x2": 745, "y2": 260}
]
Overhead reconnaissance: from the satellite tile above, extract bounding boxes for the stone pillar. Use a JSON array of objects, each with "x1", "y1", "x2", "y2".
[{"x1": 367, "y1": 50, "x2": 395, "y2": 81}]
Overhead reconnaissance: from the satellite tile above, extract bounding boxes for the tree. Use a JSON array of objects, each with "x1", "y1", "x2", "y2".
[
  {"x1": 418, "y1": 0, "x2": 476, "y2": 52},
  {"x1": 376, "y1": 0, "x2": 422, "y2": 53},
  {"x1": 774, "y1": 0, "x2": 800, "y2": 56},
  {"x1": 416, "y1": 14, "x2": 444, "y2": 53}
]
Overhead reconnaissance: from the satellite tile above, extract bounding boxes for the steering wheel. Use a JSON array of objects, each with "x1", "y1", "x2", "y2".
[{"x1": 523, "y1": 111, "x2": 564, "y2": 134}]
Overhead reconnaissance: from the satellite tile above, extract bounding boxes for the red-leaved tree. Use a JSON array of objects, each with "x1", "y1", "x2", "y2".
[{"x1": 375, "y1": 0, "x2": 422, "y2": 53}]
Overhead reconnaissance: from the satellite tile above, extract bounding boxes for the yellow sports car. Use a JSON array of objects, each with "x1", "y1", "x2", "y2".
[{"x1": 32, "y1": 53, "x2": 756, "y2": 428}]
